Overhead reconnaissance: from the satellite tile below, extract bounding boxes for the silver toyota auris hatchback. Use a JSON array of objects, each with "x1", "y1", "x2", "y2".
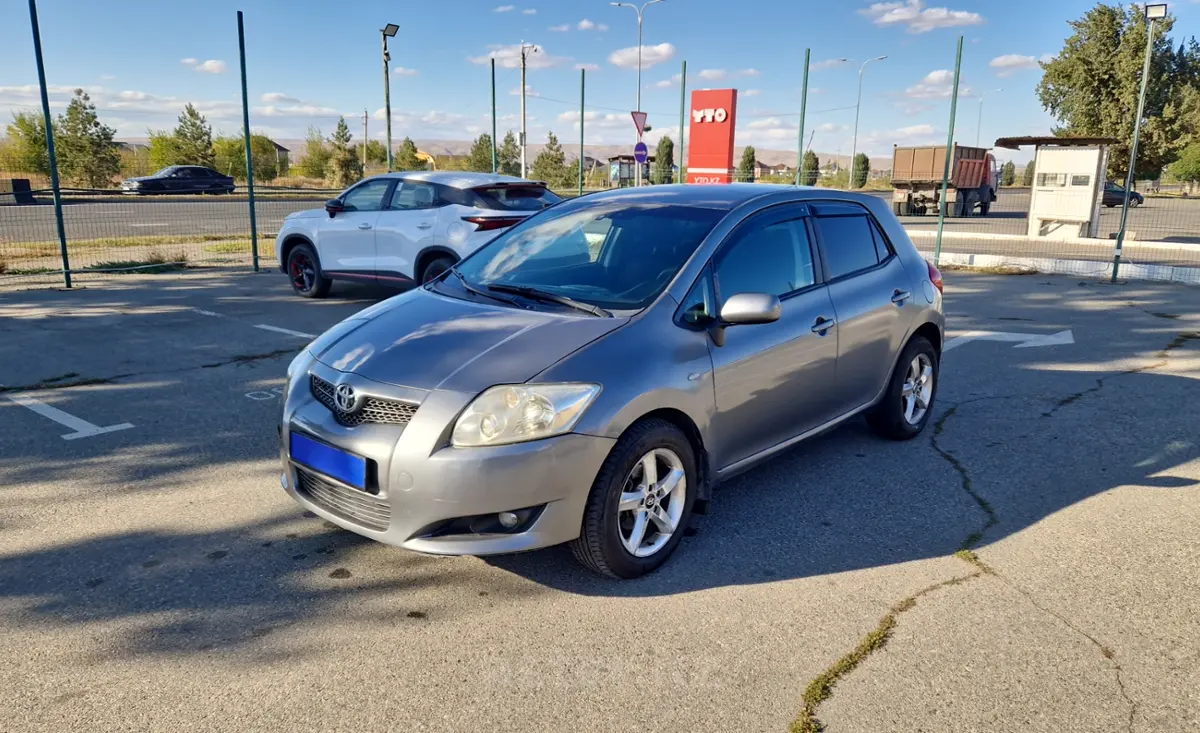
[{"x1": 280, "y1": 184, "x2": 945, "y2": 578}]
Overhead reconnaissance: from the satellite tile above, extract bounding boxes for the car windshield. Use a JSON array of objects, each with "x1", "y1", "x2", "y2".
[
  {"x1": 154, "y1": 167, "x2": 177, "y2": 176},
  {"x1": 451, "y1": 201, "x2": 726, "y2": 311},
  {"x1": 475, "y1": 185, "x2": 563, "y2": 211}
]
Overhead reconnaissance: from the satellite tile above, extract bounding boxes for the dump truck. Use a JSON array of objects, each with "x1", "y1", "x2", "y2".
[{"x1": 891, "y1": 144, "x2": 999, "y2": 217}]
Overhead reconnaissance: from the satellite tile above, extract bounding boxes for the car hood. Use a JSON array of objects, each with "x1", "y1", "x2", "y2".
[
  {"x1": 287, "y1": 208, "x2": 328, "y2": 220},
  {"x1": 312, "y1": 288, "x2": 627, "y2": 393}
]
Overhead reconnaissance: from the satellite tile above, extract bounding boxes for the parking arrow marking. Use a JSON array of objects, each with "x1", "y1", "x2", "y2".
[{"x1": 943, "y1": 329, "x2": 1074, "y2": 353}]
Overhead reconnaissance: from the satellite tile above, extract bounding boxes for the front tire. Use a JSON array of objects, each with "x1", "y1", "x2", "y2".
[
  {"x1": 286, "y1": 243, "x2": 331, "y2": 298},
  {"x1": 419, "y1": 255, "x2": 456, "y2": 285},
  {"x1": 570, "y1": 419, "x2": 697, "y2": 579},
  {"x1": 867, "y1": 336, "x2": 939, "y2": 440}
]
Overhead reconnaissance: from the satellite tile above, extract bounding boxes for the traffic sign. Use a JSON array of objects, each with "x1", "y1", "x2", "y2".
[
  {"x1": 631, "y1": 111, "x2": 648, "y2": 138},
  {"x1": 633, "y1": 142, "x2": 649, "y2": 164}
]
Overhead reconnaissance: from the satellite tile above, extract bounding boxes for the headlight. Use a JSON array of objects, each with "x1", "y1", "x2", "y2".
[
  {"x1": 452, "y1": 383, "x2": 600, "y2": 447},
  {"x1": 286, "y1": 349, "x2": 313, "y2": 381}
]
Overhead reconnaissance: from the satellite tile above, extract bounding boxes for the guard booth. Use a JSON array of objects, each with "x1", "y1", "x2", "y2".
[{"x1": 995, "y1": 136, "x2": 1116, "y2": 239}]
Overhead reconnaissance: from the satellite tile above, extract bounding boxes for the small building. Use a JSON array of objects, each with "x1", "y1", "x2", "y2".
[{"x1": 267, "y1": 139, "x2": 290, "y2": 175}]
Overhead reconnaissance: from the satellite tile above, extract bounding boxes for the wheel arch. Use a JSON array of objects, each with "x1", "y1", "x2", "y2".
[
  {"x1": 615, "y1": 408, "x2": 712, "y2": 507},
  {"x1": 910, "y1": 319, "x2": 943, "y2": 357},
  {"x1": 279, "y1": 234, "x2": 316, "y2": 273},
  {"x1": 414, "y1": 246, "x2": 460, "y2": 282}
]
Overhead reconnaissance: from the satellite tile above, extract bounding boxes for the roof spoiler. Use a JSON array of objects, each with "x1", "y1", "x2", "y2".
[{"x1": 470, "y1": 180, "x2": 549, "y2": 189}]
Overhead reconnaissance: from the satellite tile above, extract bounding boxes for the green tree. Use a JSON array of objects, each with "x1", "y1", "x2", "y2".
[
  {"x1": 55, "y1": 89, "x2": 120, "y2": 188},
  {"x1": 798, "y1": 150, "x2": 820, "y2": 186},
  {"x1": 497, "y1": 130, "x2": 520, "y2": 176},
  {"x1": 295, "y1": 126, "x2": 331, "y2": 179},
  {"x1": 147, "y1": 130, "x2": 183, "y2": 170},
  {"x1": 213, "y1": 134, "x2": 279, "y2": 182},
  {"x1": 735, "y1": 145, "x2": 757, "y2": 182},
  {"x1": 1168, "y1": 142, "x2": 1200, "y2": 192},
  {"x1": 1001, "y1": 160, "x2": 1016, "y2": 186},
  {"x1": 2, "y1": 111, "x2": 51, "y2": 175},
  {"x1": 466, "y1": 133, "x2": 495, "y2": 172},
  {"x1": 1038, "y1": 4, "x2": 1196, "y2": 180},
  {"x1": 394, "y1": 137, "x2": 423, "y2": 170},
  {"x1": 174, "y1": 104, "x2": 215, "y2": 167},
  {"x1": 851, "y1": 152, "x2": 870, "y2": 188},
  {"x1": 1022, "y1": 161, "x2": 1036, "y2": 186},
  {"x1": 326, "y1": 116, "x2": 363, "y2": 187},
  {"x1": 653, "y1": 135, "x2": 675, "y2": 184},
  {"x1": 364, "y1": 139, "x2": 388, "y2": 165},
  {"x1": 531, "y1": 131, "x2": 568, "y2": 186}
]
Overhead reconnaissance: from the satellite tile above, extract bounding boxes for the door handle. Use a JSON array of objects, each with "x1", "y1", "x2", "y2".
[
  {"x1": 891, "y1": 289, "x2": 912, "y2": 305},
  {"x1": 811, "y1": 317, "x2": 836, "y2": 334},
  {"x1": 416, "y1": 223, "x2": 432, "y2": 230},
  {"x1": 357, "y1": 222, "x2": 373, "y2": 230}
]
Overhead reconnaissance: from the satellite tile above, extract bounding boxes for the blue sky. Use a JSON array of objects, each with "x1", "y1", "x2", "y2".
[{"x1": 3, "y1": 0, "x2": 1199, "y2": 164}]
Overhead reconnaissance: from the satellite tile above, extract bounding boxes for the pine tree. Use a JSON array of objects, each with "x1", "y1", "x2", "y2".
[
  {"x1": 852, "y1": 152, "x2": 870, "y2": 188},
  {"x1": 364, "y1": 139, "x2": 388, "y2": 165},
  {"x1": 466, "y1": 133, "x2": 495, "y2": 172},
  {"x1": 653, "y1": 136, "x2": 675, "y2": 184},
  {"x1": 735, "y1": 146, "x2": 757, "y2": 183},
  {"x1": 326, "y1": 116, "x2": 362, "y2": 187},
  {"x1": 296, "y1": 126, "x2": 331, "y2": 179},
  {"x1": 174, "y1": 104, "x2": 215, "y2": 167},
  {"x1": 531, "y1": 131, "x2": 567, "y2": 187},
  {"x1": 800, "y1": 150, "x2": 820, "y2": 186},
  {"x1": 56, "y1": 89, "x2": 120, "y2": 188},
  {"x1": 1022, "y1": 161, "x2": 1036, "y2": 186},
  {"x1": 1001, "y1": 160, "x2": 1016, "y2": 186},
  {"x1": 498, "y1": 130, "x2": 520, "y2": 176},
  {"x1": 394, "y1": 137, "x2": 423, "y2": 170}
]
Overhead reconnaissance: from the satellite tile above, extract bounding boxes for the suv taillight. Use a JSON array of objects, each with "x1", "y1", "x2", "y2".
[
  {"x1": 927, "y1": 260, "x2": 944, "y2": 294},
  {"x1": 462, "y1": 215, "x2": 523, "y2": 232}
]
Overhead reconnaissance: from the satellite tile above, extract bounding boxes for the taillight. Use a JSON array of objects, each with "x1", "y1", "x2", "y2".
[
  {"x1": 927, "y1": 260, "x2": 944, "y2": 294},
  {"x1": 462, "y1": 215, "x2": 523, "y2": 232}
]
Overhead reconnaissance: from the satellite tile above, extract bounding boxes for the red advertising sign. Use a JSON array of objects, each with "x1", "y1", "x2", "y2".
[{"x1": 686, "y1": 89, "x2": 738, "y2": 184}]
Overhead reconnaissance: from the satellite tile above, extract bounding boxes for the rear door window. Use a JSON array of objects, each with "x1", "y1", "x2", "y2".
[
  {"x1": 814, "y1": 215, "x2": 882, "y2": 280},
  {"x1": 475, "y1": 185, "x2": 563, "y2": 211}
]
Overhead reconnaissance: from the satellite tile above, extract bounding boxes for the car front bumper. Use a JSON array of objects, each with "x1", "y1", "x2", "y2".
[{"x1": 279, "y1": 361, "x2": 615, "y2": 555}]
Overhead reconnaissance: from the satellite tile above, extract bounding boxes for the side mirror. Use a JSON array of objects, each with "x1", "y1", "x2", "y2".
[
  {"x1": 325, "y1": 199, "x2": 345, "y2": 218},
  {"x1": 720, "y1": 293, "x2": 781, "y2": 325}
]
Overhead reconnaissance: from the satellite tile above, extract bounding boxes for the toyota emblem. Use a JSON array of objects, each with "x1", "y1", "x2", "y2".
[{"x1": 334, "y1": 383, "x2": 357, "y2": 412}]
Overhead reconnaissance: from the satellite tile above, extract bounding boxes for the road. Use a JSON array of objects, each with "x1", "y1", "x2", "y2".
[{"x1": 1, "y1": 272, "x2": 1197, "y2": 732}]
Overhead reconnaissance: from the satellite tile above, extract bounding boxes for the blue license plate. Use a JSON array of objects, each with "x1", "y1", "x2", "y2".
[{"x1": 290, "y1": 432, "x2": 367, "y2": 489}]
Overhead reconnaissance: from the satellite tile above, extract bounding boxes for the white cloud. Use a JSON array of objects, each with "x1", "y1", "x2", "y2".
[
  {"x1": 558, "y1": 109, "x2": 629, "y2": 132},
  {"x1": 180, "y1": 58, "x2": 198, "y2": 66},
  {"x1": 609, "y1": 43, "x2": 676, "y2": 69},
  {"x1": 818, "y1": 122, "x2": 845, "y2": 132},
  {"x1": 195, "y1": 60, "x2": 227, "y2": 74},
  {"x1": 859, "y1": 0, "x2": 984, "y2": 34},
  {"x1": 989, "y1": 53, "x2": 1053, "y2": 77},
  {"x1": 748, "y1": 117, "x2": 784, "y2": 129},
  {"x1": 743, "y1": 89, "x2": 761, "y2": 97},
  {"x1": 905, "y1": 69, "x2": 972, "y2": 98},
  {"x1": 509, "y1": 84, "x2": 539, "y2": 97},
  {"x1": 468, "y1": 44, "x2": 567, "y2": 70},
  {"x1": 523, "y1": 8, "x2": 536, "y2": 14},
  {"x1": 261, "y1": 92, "x2": 302, "y2": 104},
  {"x1": 549, "y1": 24, "x2": 569, "y2": 31},
  {"x1": 575, "y1": 63, "x2": 600, "y2": 71},
  {"x1": 738, "y1": 68, "x2": 761, "y2": 77},
  {"x1": 811, "y1": 58, "x2": 850, "y2": 71},
  {"x1": 100, "y1": 74, "x2": 115, "y2": 81},
  {"x1": 494, "y1": 5, "x2": 515, "y2": 11},
  {"x1": 393, "y1": 66, "x2": 419, "y2": 76},
  {"x1": 255, "y1": 104, "x2": 341, "y2": 118},
  {"x1": 699, "y1": 69, "x2": 727, "y2": 81},
  {"x1": 577, "y1": 19, "x2": 609, "y2": 31},
  {"x1": 649, "y1": 73, "x2": 682, "y2": 89},
  {"x1": 857, "y1": 123, "x2": 939, "y2": 151}
]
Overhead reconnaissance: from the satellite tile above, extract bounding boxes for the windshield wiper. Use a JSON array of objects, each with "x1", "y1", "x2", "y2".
[
  {"x1": 484, "y1": 283, "x2": 611, "y2": 317},
  {"x1": 447, "y1": 268, "x2": 522, "y2": 307}
]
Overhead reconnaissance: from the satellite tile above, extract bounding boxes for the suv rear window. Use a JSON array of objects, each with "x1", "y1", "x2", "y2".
[{"x1": 475, "y1": 185, "x2": 563, "y2": 211}]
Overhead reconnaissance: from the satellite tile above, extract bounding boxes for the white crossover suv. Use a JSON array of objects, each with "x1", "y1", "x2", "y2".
[{"x1": 275, "y1": 171, "x2": 562, "y2": 297}]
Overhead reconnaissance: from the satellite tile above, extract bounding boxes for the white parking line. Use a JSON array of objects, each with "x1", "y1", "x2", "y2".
[
  {"x1": 254, "y1": 324, "x2": 315, "y2": 339},
  {"x1": 2, "y1": 389, "x2": 134, "y2": 441}
]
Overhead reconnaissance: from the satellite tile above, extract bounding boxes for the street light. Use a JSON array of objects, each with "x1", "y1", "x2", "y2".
[
  {"x1": 976, "y1": 88, "x2": 1002, "y2": 147},
  {"x1": 612, "y1": 0, "x2": 666, "y2": 186},
  {"x1": 1113, "y1": 2, "x2": 1168, "y2": 281},
  {"x1": 381, "y1": 23, "x2": 399, "y2": 171},
  {"x1": 849, "y1": 55, "x2": 887, "y2": 188}
]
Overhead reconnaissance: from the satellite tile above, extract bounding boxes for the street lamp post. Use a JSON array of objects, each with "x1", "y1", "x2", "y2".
[
  {"x1": 518, "y1": 42, "x2": 537, "y2": 179},
  {"x1": 381, "y1": 23, "x2": 399, "y2": 171},
  {"x1": 849, "y1": 55, "x2": 886, "y2": 188},
  {"x1": 612, "y1": 0, "x2": 665, "y2": 186},
  {"x1": 976, "y1": 88, "x2": 1002, "y2": 147},
  {"x1": 1113, "y1": 3, "x2": 1168, "y2": 282}
]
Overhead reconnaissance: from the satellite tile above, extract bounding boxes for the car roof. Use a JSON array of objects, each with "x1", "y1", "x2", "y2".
[
  {"x1": 563, "y1": 183, "x2": 882, "y2": 211},
  {"x1": 373, "y1": 170, "x2": 543, "y2": 189}
]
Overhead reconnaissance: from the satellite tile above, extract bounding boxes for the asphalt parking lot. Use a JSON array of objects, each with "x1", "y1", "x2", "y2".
[{"x1": 1, "y1": 271, "x2": 1197, "y2": 732}]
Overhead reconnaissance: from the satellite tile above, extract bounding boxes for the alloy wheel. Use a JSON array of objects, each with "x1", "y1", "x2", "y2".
[
  {"x1": 290, "y1": 254, "x2": 315, "y2": 293},
  {"x1": 617, "y1": 448, "x2": 687, "y2": 558},
  {"x1": 901, "y1": 353, "x2": 934, "y2": 425}
]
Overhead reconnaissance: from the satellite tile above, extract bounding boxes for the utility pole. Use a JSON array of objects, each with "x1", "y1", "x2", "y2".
[
  {"x1": 849, "y1": 55, "x2": 887, "y2": 188},
  {"x1": 976, "y1": 88, "x2": 1002, "y2": 147},
  {"x1": 933, "y1": 36, "x2": 964, "y2": 266},
  {"x1": 795, "y1": 48, "x2": 811, "y2": 186},
  {"x1": 519, "y1": 42, "x2": 537, "y2": 178},
  {"x1": 362, "y1": 109, "x2": 368, "y2": 170}
]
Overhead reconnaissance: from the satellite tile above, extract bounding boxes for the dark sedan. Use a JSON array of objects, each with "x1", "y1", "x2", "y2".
[
  {"x1": 120, "y1": 166, "x2": 235, "y2": 195},
  {"x1": 1102, "y1": 181, "x2": 1143, "y2": 208}
]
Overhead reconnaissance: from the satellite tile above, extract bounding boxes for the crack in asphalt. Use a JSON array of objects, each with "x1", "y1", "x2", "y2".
[{"x1": 932, "y1": 397, "x2": 1002, "y2": 550}]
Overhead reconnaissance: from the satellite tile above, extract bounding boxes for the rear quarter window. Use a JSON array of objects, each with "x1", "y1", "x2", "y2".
[{"x1": 475, "y1": 186, "x2": 563, "y2": 211}]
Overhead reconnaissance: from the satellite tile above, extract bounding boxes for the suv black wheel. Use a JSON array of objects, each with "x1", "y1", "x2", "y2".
[
  {"x1": 867, "y1": 336, "x2": 939, "y2": 440},
  {"x1": 420, "y1": 256, "x2": 456, "y2": 284},
  {"x1": 287, "y1": 243, "x2": 331, "y2": 298},
  {"x1": 570, "y1": 419, "x2": 697, "y2": 579}
]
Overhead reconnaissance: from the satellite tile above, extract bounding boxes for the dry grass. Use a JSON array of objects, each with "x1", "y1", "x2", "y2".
[
  {"x1": 270, "y1": 175, "x2": 335, "y2": 190},
  {"x1": 83, "y1": 249, "x2": 189, "y2": 274}
]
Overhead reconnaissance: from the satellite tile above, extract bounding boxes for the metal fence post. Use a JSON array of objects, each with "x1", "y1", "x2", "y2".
[
  {"x1": 491, "y1": 59, "x2": 498, "y2": 174},
  {"x1": 1112, "y1": 13, "x2": 1157, "y2": 283},
  {"x1": 579, "y1": 68, "x2": 585, "y2": 196},
  {"x1": 678, "y1": 60, "x2": 687, "y2": 183},
  {"x1": 933, "y1": 36, "x2": 964, "y2": 267},
  {"x1": 27, "y1": 0, "x2": 70, "y2": 288},
  {"x1": 795, "y1": 49, "x2": 810, "y2": 187},
  {"x1": 237, "y1": 11, "x2": 260, "y2": 272}
]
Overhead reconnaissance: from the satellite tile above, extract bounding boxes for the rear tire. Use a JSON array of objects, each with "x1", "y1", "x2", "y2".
[
  {"x1": 867, "y1": 336, "x2": 939, "y2": 441},
  {"x1": 419, "y1": 255, "x2": 456, "y2": 285},
  {"x1": 1130, "y1": 197, "x2": 1142, "y2": 208},
  {"x1": 570, "y1": 419, "x2": 697, "y2": 579},
  {"x1": 286, "y1": 243, "x2": 331, "y2": 298}
]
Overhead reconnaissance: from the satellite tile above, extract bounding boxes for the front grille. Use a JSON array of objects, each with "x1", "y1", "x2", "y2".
[
  {"x1": 310, "y1": 373, "x2": 419, "y2": 428},
  {"x1": 294, "y1": 466, "x2": 391, "y2": 531}
]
